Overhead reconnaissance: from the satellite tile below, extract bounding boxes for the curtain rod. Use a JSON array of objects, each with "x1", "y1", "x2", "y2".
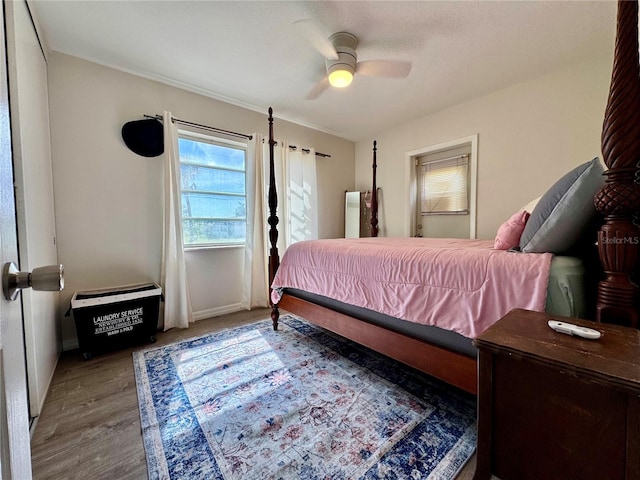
[
  {"x1": 144, "y1": 114, "x2": 253, "y2": 141},
  {"x1": 146, "y1": 114, "x2": 331, "y2": 158},
  {"x1": 290, "y1": 145, "x2": 331, "y2": 158},
  {"x1": 263, "y1": 138, "x2": 331, "y2": 158}
]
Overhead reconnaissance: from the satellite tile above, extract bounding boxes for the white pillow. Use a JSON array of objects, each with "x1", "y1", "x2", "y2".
[{"x1": 521, "y1": 196, "x2": 541, "y2": 213}]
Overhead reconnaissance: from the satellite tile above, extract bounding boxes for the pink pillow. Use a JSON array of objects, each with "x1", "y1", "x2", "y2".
[{"x1": 494, "y1": 210, "x2": 530, "y2": 250}]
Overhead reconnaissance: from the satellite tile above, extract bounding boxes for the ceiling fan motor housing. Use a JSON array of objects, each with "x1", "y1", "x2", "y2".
[{"x1": 326, "y1": 32, "x2": 358, "y2": 77}]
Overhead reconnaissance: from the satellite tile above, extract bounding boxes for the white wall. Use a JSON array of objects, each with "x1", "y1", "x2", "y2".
[
  {"x1": 47, "y1": 53, "x2": 355, "y2": 348},
  {"x1": 355, "y1": 55, "x2": 612, "y2": 240}
]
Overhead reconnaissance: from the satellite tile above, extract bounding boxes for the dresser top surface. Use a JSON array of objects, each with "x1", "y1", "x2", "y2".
[{"x1": 474, "y1": 309, "x2": 640, "y2": 390}]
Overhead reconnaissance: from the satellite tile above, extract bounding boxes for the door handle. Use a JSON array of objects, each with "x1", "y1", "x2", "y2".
[{"x1": 2, "y1": 262, "x2": 64, "y2": 301}]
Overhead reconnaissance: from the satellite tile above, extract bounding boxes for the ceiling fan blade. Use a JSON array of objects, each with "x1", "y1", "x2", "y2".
[
  {"x1": 356, "y1": 60, "x2": 412, "y2": 78},
  {"x1": 306, "y1": 77, "x2": 330, "y2": 100},
  {"x1": 293, "y1": 19, "x2": 339, "y2": 60}
]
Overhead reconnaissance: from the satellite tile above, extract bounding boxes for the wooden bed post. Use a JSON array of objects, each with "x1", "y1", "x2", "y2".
[
  {"x1": 267, "y1": 107, "x2": 281, "y2": 330},
  {"x1": 595, "y1": 0, "x2": 640, "y2": 328},
  {"x1": 371, "y1": 140, "x2": 379, "y2": 237}
]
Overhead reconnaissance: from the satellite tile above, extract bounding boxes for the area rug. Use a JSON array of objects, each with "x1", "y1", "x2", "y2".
[{"x1": 133, "y1": 314, "x2": 476, "y2": 479}]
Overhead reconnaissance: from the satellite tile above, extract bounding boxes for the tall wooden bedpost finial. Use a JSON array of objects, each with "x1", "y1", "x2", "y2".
[
  {"x1": 594, "y1": 0, "x2": 640, "y2": 328},
  {"x1": 371, "y1": 140, "x2": 379, "y2": 237},
  {"x1": 267, "y1": 107, "x2": 280, "y2": 330}
]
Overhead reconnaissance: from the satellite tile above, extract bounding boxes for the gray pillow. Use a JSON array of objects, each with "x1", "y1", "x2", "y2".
[{"x1": 519, "y1": 157, "x2": 604, "y2": 253}]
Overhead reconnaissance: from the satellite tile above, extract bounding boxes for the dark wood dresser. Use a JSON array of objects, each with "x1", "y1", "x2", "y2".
[{"x1": 473, "y1": 308, "x2": 640, "y2": 480}]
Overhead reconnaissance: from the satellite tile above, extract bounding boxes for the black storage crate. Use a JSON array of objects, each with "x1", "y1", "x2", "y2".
[{"x1": 71, "y1": 283, "x2": 162, "y2": 359}]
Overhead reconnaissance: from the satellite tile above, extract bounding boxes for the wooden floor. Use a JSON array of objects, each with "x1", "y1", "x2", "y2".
[{"x1": 30, "y1": 308, "x2": 476, "y2": 480}]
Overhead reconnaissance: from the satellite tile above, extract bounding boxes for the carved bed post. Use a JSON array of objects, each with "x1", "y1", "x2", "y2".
[
  {"x1": 267, "y1": 107, "x2": 281, "y2": 330},
  {"x1": 371, "y1": 140, "x2": 379, "y2": 237},
  {"x1": 594, "y1": 0, "x2": 640, "y2": 328}
]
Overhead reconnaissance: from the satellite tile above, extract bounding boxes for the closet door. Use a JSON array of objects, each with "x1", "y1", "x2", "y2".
[
  {"x1": 0, "y1": 2, "x2": 33, "y2": 476},
  {"x1": 5, "y1": 0, "x2": 60, "y2": 417}
]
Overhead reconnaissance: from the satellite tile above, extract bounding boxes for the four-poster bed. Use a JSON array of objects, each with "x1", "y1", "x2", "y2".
[{"x1": 265, "y1": 0, "x2": 639, "y2": 396}]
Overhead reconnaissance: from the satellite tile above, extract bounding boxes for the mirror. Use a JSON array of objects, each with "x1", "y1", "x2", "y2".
[
  {"x1": 345, "y1": 191, "x2": 361, "y2": 238},
  {"x1": 345, "y1": 191, "x2": 375, "y2": 238}
]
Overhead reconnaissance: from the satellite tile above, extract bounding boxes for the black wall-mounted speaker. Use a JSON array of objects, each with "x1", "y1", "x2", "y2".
[{"x1": 121, "y1": 118, "x2": 164, "y2": 157}]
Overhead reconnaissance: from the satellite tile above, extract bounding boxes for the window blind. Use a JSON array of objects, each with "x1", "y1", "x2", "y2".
[{"x1": 420, "y1": 155, "x2": 469, "y2": 214}]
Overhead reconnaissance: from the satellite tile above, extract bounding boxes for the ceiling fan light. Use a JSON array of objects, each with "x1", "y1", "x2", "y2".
[{"x1": 328, "y1": 68, "x2": 354, "y2": 88}]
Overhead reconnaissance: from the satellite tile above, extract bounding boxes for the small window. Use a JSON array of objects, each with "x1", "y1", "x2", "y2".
[
  {"x1": 178, "y1": 134, "x2": 247, "y2": 246},
  {"x1": 420, "y1": 155, "x2": 469, "y2": 215}
]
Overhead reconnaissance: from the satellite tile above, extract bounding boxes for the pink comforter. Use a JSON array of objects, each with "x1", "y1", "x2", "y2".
[{"x1": 271, "y1": 237, "x2": 552, "y2": 338}]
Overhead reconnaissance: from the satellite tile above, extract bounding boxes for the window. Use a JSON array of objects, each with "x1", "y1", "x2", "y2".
[
  {"x1": 178, "y1": 134, "x2": 247, "y2": 246},
  {"x1": 419, "y1": 155, "x2": 469, "y2": 215}
]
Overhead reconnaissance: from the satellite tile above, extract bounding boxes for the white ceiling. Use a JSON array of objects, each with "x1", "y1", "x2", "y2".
[{"x1": 30, "y1": 1, "x2": 617, "y2": 141}]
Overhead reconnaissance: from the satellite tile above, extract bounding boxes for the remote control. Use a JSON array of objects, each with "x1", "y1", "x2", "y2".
[{"x1": 548, "y1": 320, "x2": 601, "y2": 340}]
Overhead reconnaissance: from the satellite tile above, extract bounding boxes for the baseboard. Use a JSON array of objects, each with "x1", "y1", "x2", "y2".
[
  {"x1": 29, "y1": 414, "x2": 39, "y2": 439},
  {"x1": 30, "y1": 350, "x2": 61, "y2": 434},
  {"x1": 34, "y1": 351, "x2": 60, "y2": 416},
  {"x1": 62, "y1": 337, "x2": 79, "y2": 351},
  {"x1": 193, "y1": 303, "x2": 244, "y2": 321}
]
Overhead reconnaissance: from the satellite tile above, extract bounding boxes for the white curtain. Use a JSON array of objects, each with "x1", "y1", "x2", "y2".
[
  {"x1": 161, "y1": 111, "x2": 193, "y2": 330},
  {"x1": 284, "y1": 143, "x2": 318, "y2": 246},
  {"x1": 242, "y1": 134, "x2": 269, "y2": 309},
  {"x1": 242, "y1": 139, "x2": 318, "y2": 309}
]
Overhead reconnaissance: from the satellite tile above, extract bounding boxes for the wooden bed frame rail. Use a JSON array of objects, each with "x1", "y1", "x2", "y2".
[{"x1": 279, "y1": 294, "x2": 477, "y2": 394}]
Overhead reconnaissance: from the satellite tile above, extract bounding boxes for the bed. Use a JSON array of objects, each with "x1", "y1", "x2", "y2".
[{"x1": 265, "y1": 0, "x2": 640, "y2": 395}]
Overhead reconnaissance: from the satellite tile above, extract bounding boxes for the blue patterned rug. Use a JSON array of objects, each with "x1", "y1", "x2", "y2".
[{"x1": 133, "y1": 314, "x2": 476, "y2": 479}]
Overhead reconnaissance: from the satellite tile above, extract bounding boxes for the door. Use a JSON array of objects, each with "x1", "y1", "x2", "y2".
[
  {"x1": 0, "y1": 3, "x2": 33, "y2": 478},
  {"x1": 5, "y1": 0, "x2": 60, "y2": 417},
  {"x1": 406, "y1": 134, "x2": 478, "y2": 239}
]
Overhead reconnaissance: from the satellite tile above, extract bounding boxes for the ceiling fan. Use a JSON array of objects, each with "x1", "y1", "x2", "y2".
[{"x1": 294, "y1": 19, "x2": 412, "y2": 100}]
